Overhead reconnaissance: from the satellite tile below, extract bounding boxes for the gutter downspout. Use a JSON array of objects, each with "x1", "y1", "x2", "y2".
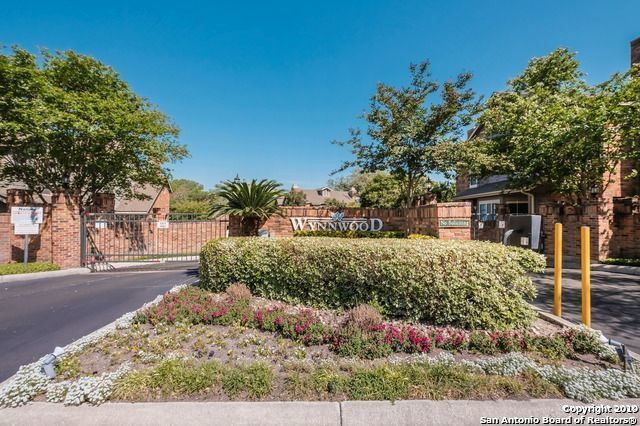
[{"x1": 522, "y1": 191, "x2": 535, "y2": 214}]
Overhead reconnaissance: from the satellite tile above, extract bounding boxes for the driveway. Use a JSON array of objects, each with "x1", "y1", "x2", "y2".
[
  {"x1": 0, "y1": 262, "x2": 198, "y2": 382},
  {"x1": 531, "y1": 268, "x2": 640, "y2": 353}
]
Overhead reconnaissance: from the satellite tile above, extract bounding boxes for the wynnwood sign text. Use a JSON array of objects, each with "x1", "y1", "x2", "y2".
[{"x1": 290, "y1": 212, "x2": 383, "y2": 232}]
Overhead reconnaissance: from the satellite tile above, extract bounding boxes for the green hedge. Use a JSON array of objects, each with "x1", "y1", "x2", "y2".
[
  {"x1": 200, "y1": 238, "x2": 546, "y2": 330},
  {"x1": 293, "y1": 230, "x2": 406, "y2": 238},
  {"x1": 602, "y1": 257, "x2": 640, "y2": 267},
  {"x1": 0, "y1": 262, "x2": 60, "y2": 276}
]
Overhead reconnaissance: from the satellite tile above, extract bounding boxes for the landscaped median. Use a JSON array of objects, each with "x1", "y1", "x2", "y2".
[{"x1": 1, "y1": 238, "x2": 639, "y2": 408}]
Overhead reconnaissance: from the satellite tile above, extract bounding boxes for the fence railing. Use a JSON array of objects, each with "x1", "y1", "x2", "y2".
[{"x1": 81, "y1": 213, "x2": 228, "y2": 265}]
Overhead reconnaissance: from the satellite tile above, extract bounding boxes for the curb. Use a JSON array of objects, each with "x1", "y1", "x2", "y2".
[
  {"x1": 543, "y1": 263, "x2": 640, "y2": 276},
  {"x1": 1, "y1": 399, "x2": 639, "y2": 425},
  {"x1": 534, "y1": 306, "x2": 640, "y2": 362},
  {"x1": 592, "y1": 263, "x2": 640, "y2": 276},
  {"x1": 0, "y1": 268, "x2": 91, "y2": 283}
]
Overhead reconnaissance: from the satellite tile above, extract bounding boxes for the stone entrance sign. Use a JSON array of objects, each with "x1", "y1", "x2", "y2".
[{"x1": 290, "y1": 211, "x2": 384, "y2": 232}]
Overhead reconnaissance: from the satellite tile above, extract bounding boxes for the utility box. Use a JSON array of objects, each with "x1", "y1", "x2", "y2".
[{"x1": 502, "y1": 215, "x2": 542, "y2": 251}]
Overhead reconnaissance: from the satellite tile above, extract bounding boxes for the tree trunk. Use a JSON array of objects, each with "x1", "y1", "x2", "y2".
[{"x1": 241, "y1": 217, "x2": 261, "y2": 236}]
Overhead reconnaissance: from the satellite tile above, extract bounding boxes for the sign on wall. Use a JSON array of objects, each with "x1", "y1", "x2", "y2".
[
  {"x1": 438, "y1": 219, "x2": 471, "y2": 228},
  {"x1": 290, "y1": 211, "x2": 384, "y2": 232},
  {"x1": 157, "y1": 220, "x2": 170, "y2": 229},
  {"x1": 14, "y1": 223, "x2": 40, "y2": 235},
  {"x1": 11, "y1": 206, "x2": 44, "y2": 224}
]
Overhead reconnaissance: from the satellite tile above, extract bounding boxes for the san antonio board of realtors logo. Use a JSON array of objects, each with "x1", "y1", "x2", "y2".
[{"x1": 290, "y1": 212, "x2": 383, "y2": 232}]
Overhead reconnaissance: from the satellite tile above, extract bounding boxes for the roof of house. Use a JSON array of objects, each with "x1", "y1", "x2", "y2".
[
  {"x1": 0, "y1": 181, "x2": 53, "y2": 203},
  {"x1": 0, "y1": 181, "x2": 165, "y2": 213},
  {"x1": 114, "y1": 184, "x2": 165, "y2": 213},
  {"x1": 454, "y1": 180, "x2": 511, "y2": 200},
  {"x1": 281, "y1": 187, "x2": 358, "y2": 206}
]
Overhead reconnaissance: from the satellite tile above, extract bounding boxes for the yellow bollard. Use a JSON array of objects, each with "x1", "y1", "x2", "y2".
[
  {"x1": 553, "y1": 223, "x2": 562, "y2": 317},
  {"x1": 580, "y1": 226, "x2": 591, "y2": 327}
]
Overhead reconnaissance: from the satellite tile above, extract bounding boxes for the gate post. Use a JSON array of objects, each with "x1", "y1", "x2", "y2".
[{"x1": 51, "y1": 192, "x2": 81, "y2": 269}]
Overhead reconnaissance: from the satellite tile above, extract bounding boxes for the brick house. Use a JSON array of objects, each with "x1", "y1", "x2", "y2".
[{"x1": 455, "y1": 38, "x2": 640, "y2": 261}]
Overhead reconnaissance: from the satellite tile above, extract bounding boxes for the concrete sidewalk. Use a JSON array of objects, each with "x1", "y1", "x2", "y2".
[{"x1": 1, "y1": 400, "x2": 639, "y2": 426}]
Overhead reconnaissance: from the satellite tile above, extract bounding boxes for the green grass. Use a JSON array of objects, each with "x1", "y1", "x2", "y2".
[
  {"x1": 111, "y1": 358, "x2": 561, "y2": 402},
  {"x1": 602, "y1": 257, "x2": 640, "y2": 267},
  {"x1": 0, "y1": 262, "x2": 60, "y2": 276},
  {"x1": 113, "y1": 359, "x2": 274, "y2": 400}
]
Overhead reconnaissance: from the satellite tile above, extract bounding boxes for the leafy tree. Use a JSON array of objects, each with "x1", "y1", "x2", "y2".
[
  {"x1": 464, "y1": 49, "x2": 640, "y2": 204},
  {"x1": 209, "y1": 179, "x2": 284, "y2": 236},
  {"x1": 0, "y1": 47, "x2": 187, "y2": 208},
  {"x1": 429, "y1": 180, "x2": 456, "y2": 202},
  {"x1": 324, "y1": 198, "x2": 347, "y2": 209},
  {"x1": 170, "y1": 178, "x2": 216, "y2": 213},
  {"x1": 327, "y1": 170, "x2": 376, "y2": 193},
  {"x1": 282, "y1": 189, "x2": 307, "y2": 206},
  {"x1": 359, "y1": 172, "x2": 403, "y2": 208},
  {"x1": 334, "y1": 61, "x2": 480, "y2": 207}
]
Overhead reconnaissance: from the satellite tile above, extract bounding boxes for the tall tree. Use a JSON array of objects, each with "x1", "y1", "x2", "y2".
[
  {"x1": 170, "y1": 178, "x2": 215, "y2": 213},
  {"x1": 464, "y1": 49, "x2": 640, "y2": 204},
  {"x1": 0, "y1": 47, "x2": 188, "y2": 208},
  {"x1": 281, "y1": 189, "x2": 307, "y2": 206},
  {"x1": 333, "y1": 61, "x2": 480, "y2": 207},
  {"x1": 358, "y1": 172, "x2": 403, "y2": 208}
]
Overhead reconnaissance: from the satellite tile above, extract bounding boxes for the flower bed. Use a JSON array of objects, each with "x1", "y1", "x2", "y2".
[
  {"x1": 200, "y1": 238, "x2": 546, "y2": 330},
  {"x1": 136, "y1": 287, "x2": 616, "y2": 361},
  {"x1": 1, "y1": 286, "x2": 638, "y2": 408}
]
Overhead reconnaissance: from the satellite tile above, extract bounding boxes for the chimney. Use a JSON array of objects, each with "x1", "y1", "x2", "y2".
[{"x1": 631, "y1": 36, "x2": 640, "y2": 65}]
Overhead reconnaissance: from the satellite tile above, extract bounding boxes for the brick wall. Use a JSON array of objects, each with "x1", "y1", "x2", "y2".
[
  {"x1": 0, "y1": 214, "x2": 10, "y2": 264},
  {"x1": 229, "y1": 203, "x2": 472, "y2": 240},
  {"x1": 50, "y1": 193, "x2": 81, "y2": 268},
  {"x1": 151, "y1": 187, "x2": 171, "y2": 217},
  {"x1": 456, "y1": 173, "x2": 469, "y2": 194},
  {"x1": 632, "y1": 37, "x2": 640, "y2": 65},
  {"x1": 1, "y1": 193, "x2": 80, "y2": 268}
]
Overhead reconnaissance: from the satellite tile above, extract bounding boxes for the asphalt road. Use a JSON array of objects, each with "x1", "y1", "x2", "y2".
[
  {"x1": 0, "y1": 263, "x2": 198, "y2": 382},
  {"x1": 531, "y1": 268, "x2": 640, "y2": 353}
]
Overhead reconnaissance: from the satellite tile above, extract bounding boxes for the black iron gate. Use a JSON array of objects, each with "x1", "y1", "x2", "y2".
[{"x1": 81, "y1": 212, "x2": 228, "y2": 267}]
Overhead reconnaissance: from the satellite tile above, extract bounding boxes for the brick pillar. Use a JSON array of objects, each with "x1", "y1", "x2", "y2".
[
  {"x1": 0, "y1": 214, "x2": 10, "y2": 264},
  {"x1": 51, "y1": 192, "x2": 81, "y2": 268},
  {"x1": 435, "y1": 202, "x2": 472, "y2": 240}
]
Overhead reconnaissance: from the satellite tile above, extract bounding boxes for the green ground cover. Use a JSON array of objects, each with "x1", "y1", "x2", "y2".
[{"x1": 0, "y1": 262, "x2": 60, "y2": 276}]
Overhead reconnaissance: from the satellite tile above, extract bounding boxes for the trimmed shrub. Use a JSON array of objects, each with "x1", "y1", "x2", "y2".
[
  {"x1": 602, "y1": 257, "x2": 640, "y2": 267},
  {"x1": 200, "y1": 238, "x2": 545, "y2": 329},
  {"x1": 293, "y1": 230, "x2": 406, "y2": 238},
  {"x1": 0, "y1": 262, "x2": 60, "y2": 276}
]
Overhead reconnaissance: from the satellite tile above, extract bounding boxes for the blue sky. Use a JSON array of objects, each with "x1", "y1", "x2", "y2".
[{"x1": 1, "y1": 1, "x2": 639, "y2": 189}]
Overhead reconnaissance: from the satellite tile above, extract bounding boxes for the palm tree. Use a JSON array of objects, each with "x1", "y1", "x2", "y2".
[{"x1": 210, "y1": 179, "x2": 285, "y2": 236}]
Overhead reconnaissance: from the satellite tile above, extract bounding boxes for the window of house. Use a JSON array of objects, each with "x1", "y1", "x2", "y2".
[
  {"x1": 506, "y1": 202, "x2": 529, "y2": 215},
  {"x1": 477, "y1": 199, "x2": 499, "y2": 221},
  {"x1": 469, "y1": 176, "x2": 478, "y2": 189}
]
